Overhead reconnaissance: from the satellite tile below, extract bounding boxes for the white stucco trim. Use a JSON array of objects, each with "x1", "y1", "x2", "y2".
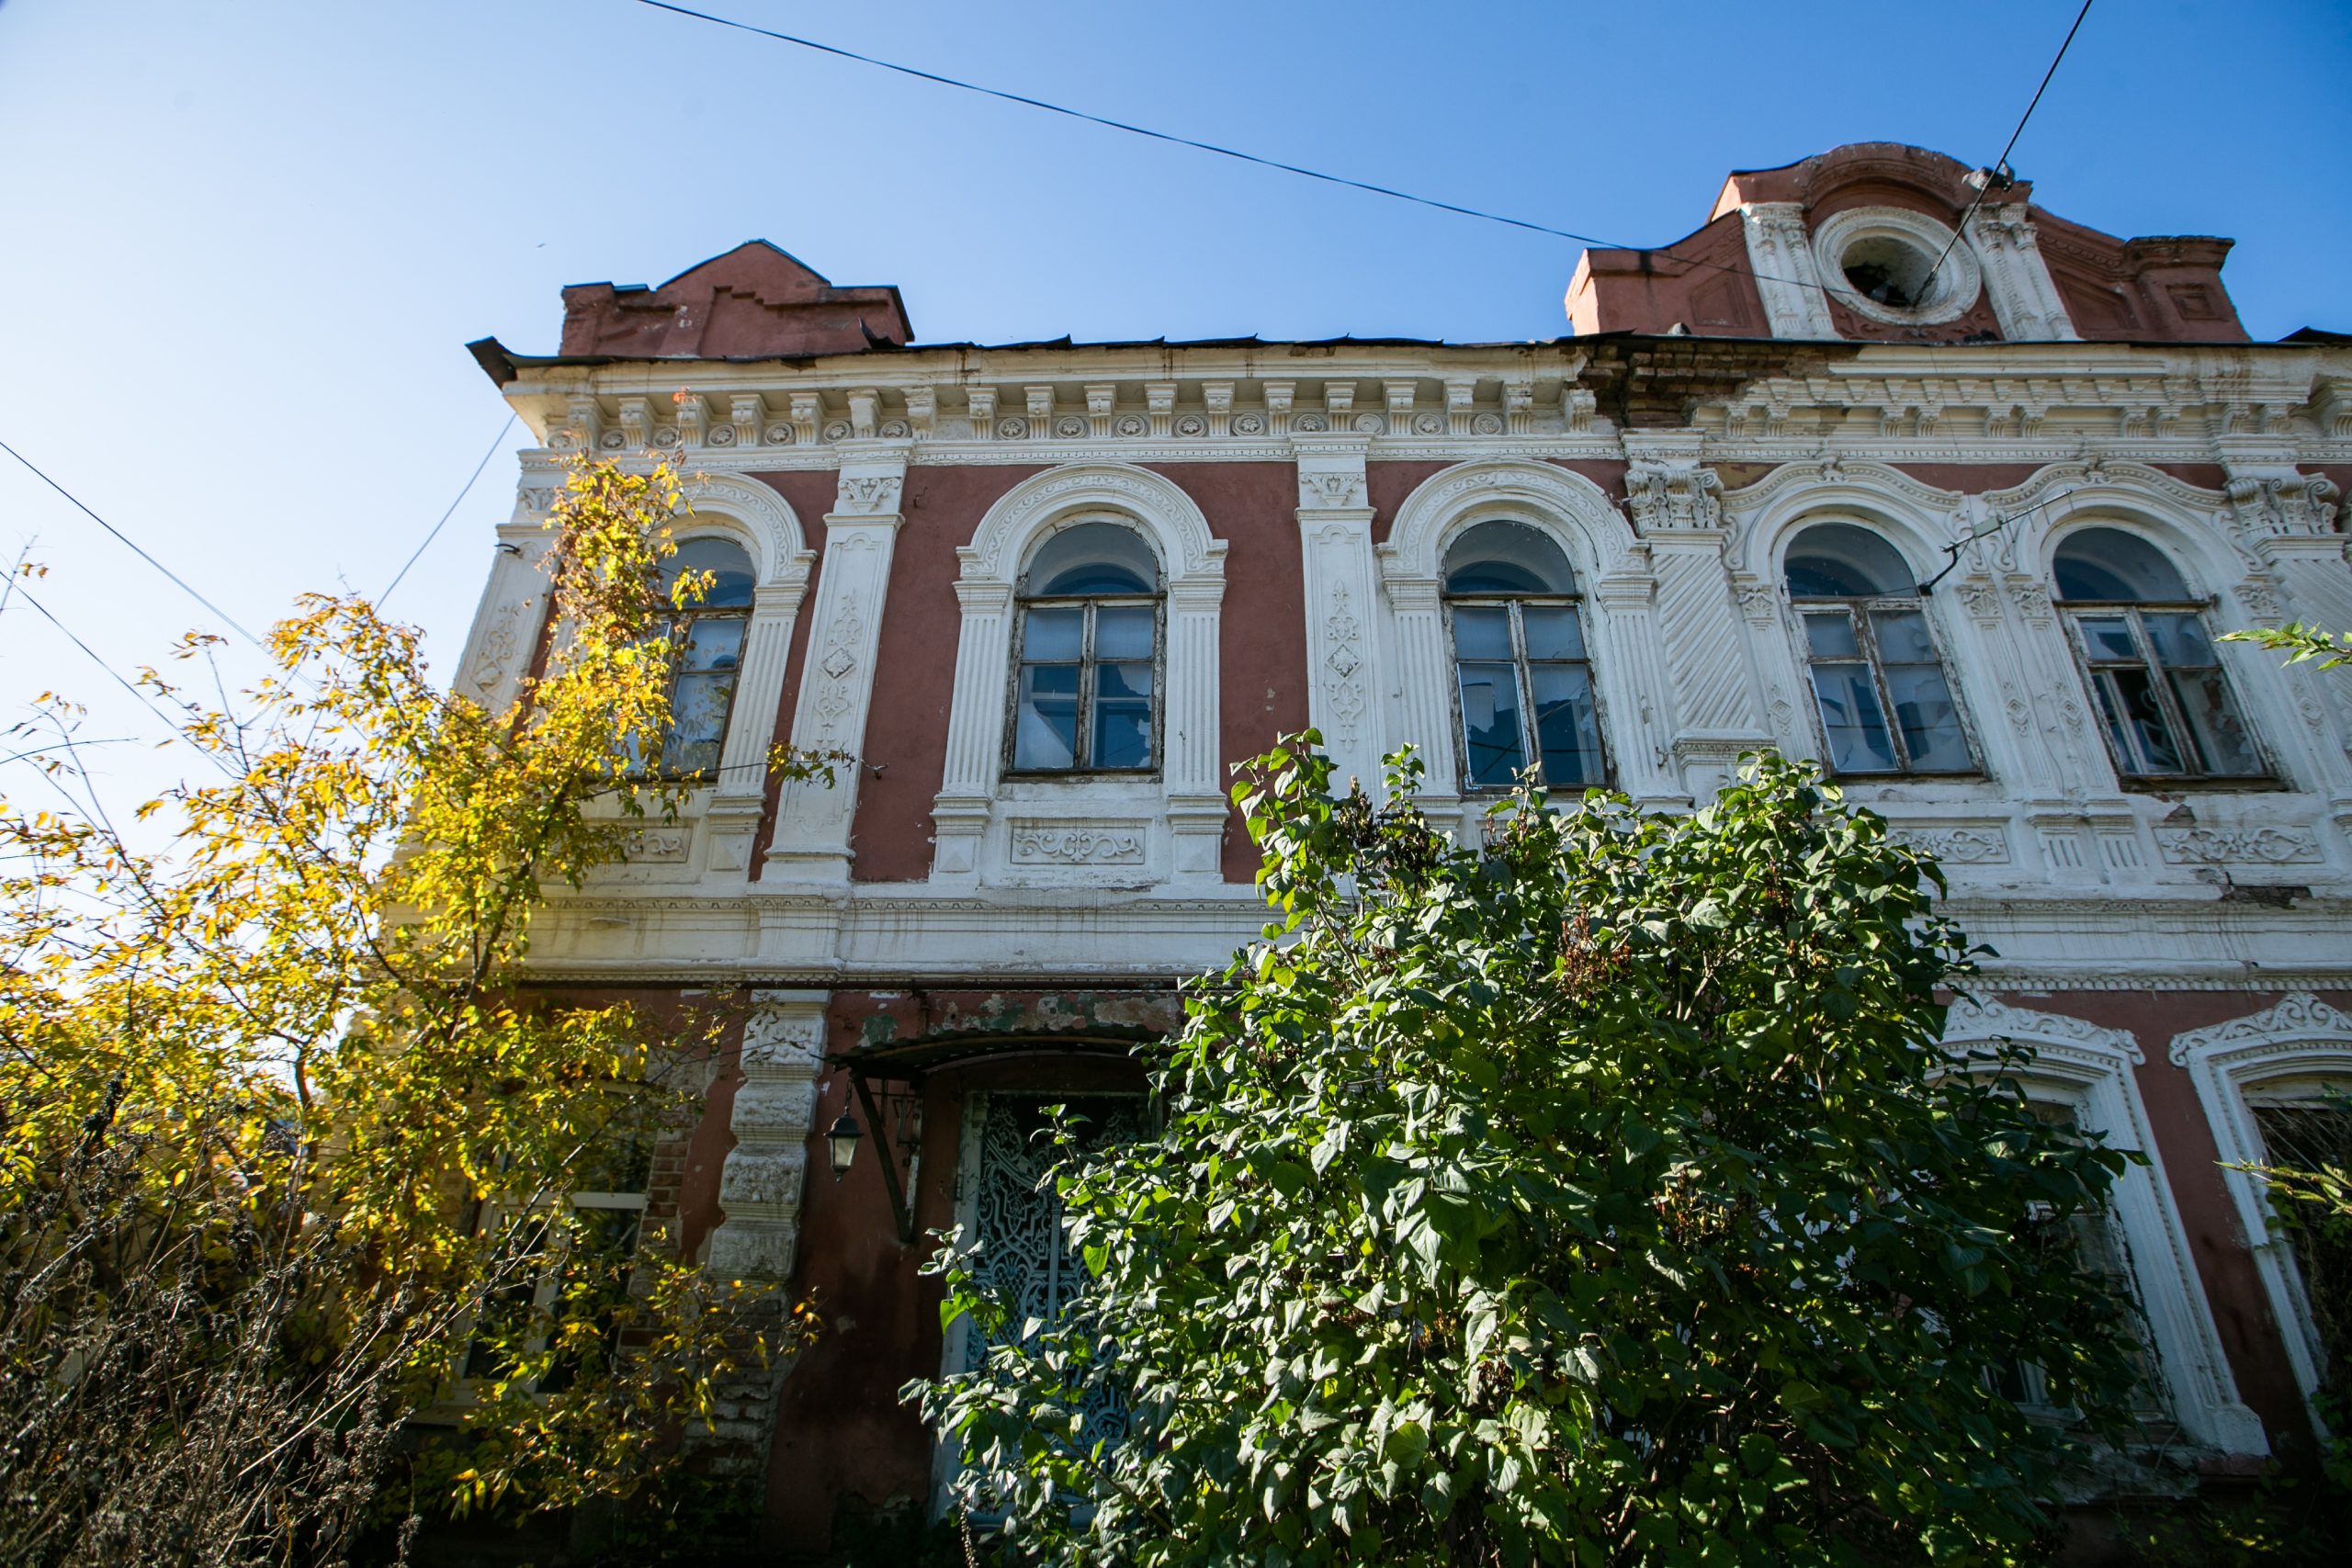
[
  {"x1": 1944, "y1": 997, "x2": 2269, "y2": 1455},
  {"x1": 2169, "y1": 992, "x2": 2352, "y2": 1420},
  {"x1": 1377, "y1": 459, "x2": 1655, "y2": 802},
  {"x1": 933, "y1": 462, "x2": 1228, "y2": 886}
]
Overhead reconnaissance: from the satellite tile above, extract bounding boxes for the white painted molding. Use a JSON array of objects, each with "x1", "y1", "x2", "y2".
[
  {"x1": 765, "y1": 452, "x2": 908, "y2": 885},
  {"x1": 2169, "y1": 992, "x2": 2352, "y2": 1420},
  {"x1": 1295, "y1": 436, "x2": 1385, "y2": 795},
  {"x1": 707, "y1": 988, "x2": 828, "y2": 1281},
  {"x1": 1811, "y1": 206, "x2": 1983, "y2": 329},
  {"x1": 1943, "y1": 997, "x2": 2269, "y2": 1455},
  {"x1": 682, "y1": 472, "x2": 812, "y2": 586},
  {"x1": 1737, "y1": 202, "x2": 1838, "y2": 339},
  {"x1": 1966, "y1": 204, "x2": 2081, "y2": 342},
  {"x1": 932, "y1": 462, "x2": 1228, "y2": 886}
]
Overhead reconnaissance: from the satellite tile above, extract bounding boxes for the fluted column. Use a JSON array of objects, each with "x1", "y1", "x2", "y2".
[
  {"x1": 1380, "y1": 570, "x2": 1460, "y2": 800},
  {"x1": 707, "y1": 989, "x2": 827, "y2": 1280},
  {"x1": 763, "y1": 444, "x2": 908, "y2": 886},
  {"x1": 1164, "y1": 570, "x2": 1227, "y2": 880},
  {"x1": 929, "y1": 574, "x2": 1015, "y2": 880},
  {"x1": 1591, "y1": 559, "x2": 1684, "y2": 807}
]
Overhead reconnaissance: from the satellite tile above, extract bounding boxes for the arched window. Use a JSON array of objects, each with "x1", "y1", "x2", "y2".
[
  {"x1": 656, "y1": 536, "x2": 753, "y2": 777},
  {"x1": 1442, "y1": 520, "x2": 1605, "y2": 790},
  {"x1": 1009, "y1": 520, "x2": 1162, "y2": 773},
  {"x1": 2052, "y1": 528, "x2": 2262, "y2": 781},
  {"x1": 1783, "y1": 523, "x2": 1973, "y2": 776}
]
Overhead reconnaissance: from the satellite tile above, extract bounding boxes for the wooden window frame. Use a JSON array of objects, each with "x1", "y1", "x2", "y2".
[
  {"x1": 1441, "y1": 592, "x2": 1611, "y2": 794},
  {"x1": 2058, "y1": 595, "x2": 2269, "y2": 786},
  {"x1": 1791, "y1": 591, "x2": 1981, "y2": 779},
  {"x1": 1003, "y1": 591, "x2": 1166, "y2": 777}
]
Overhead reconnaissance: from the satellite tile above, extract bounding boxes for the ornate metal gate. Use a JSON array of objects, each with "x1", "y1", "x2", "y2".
[{"x1": 946, "y1": 1092, "x2": 1144, "y2": 1495}]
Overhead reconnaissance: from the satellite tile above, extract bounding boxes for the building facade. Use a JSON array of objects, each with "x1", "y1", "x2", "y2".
[{"x1": 460, "y1": 143, "x2": 2352, "y2": 1548}]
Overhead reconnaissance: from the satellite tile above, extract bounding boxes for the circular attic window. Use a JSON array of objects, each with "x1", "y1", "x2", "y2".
[
  {"x1": 1839, "y1": 236, "x2": 1937, "y2": 310},
  {"x1": 1810, "y1": 207, "x2": 1981, "y2": 327}
]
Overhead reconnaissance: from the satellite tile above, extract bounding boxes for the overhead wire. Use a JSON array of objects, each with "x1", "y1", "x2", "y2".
[
  {"x1": 381, "y1": 412, "x2": 518, "y2": 607},
  {"x1": 631, "y1": 1, "x2": 1630, "y2": 251},
  {"x1": 0, "y1": 578, "x2": 234, "y2": 777},
  {"x1": 1918, "y1": 0, "x2": 2097, "y2": 299},
  {"x1": 0, "y1": 435, "x2": 265, "y2": 649},
  {"x1": 629, "y1": 2, "x2": 2094, "y2": 322}
]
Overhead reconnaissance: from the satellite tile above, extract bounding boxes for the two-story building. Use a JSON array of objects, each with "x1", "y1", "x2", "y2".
[{"x1": 460, "y1": 142, "x2": 2352, "y2": 1550}]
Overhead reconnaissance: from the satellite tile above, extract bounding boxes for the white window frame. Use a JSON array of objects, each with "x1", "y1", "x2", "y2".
[
  {"x1": 445, "y1": 1184, "x2": 651, "y2": 1406},
  {"x1": 1442, "y1": 590, "x2": 1611, "y2": 793},
  {"x1": 931, "y1": 464, "x2": 1227, "y2": 886},
  {"x1": 1785, "y1": 579, "x2": 1981, "y2": 780},
  {"x1": 2169, "y1": 992, "x2": 2352, "y2": 1425},
  {"x1": 1942, "y1": 998, "x2": 2268, "y2": 1456},
  {"x1": 1380, "y1": 461, "x2": 1649, "y2": 804}
]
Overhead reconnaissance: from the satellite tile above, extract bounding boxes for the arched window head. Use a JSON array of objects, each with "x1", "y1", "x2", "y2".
[
  {"x1": 1783, "y1": 523, "x2": 1911, "y2": 598},
  {"x1": 1441, "y1": 519, "x2": 1604, "y2": 790},
  {"x1": 1781, "y1": 522, "x2": 1973, "y2": 777},
  {"x1": 2052, "y1": 528, "x2": 2193, "y2": 604},
  {"x1": 1443, "y1": 520, "x2": 1577, "y2": 594},
  {"x1": 1022, "y1": 520, "x2": 1160, "y2": 596},
  {"x1": 651, "y1": 536, "x2": 754, "y2": 778},
  {"x1": 1010, "y1": 519, "x2": 1163, "y2": 773},
  {"x1": 663, "y1": 535, "x2": 756, "y2": 607},
  {"x1": 2051, "y1": 527, "x2": 2262, "y2": 780}
]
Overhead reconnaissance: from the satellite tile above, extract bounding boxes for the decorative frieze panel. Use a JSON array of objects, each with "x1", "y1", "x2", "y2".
[
  {"x1": 1892, "y1": 823, "x2": 2012, "y2": 865},
  {"x1": 2154, "y1": 826, "x2": 2323, "y2": 865},
  {"x1": 1008, "y1": 820, "x2": 1148, "y2": 865}
]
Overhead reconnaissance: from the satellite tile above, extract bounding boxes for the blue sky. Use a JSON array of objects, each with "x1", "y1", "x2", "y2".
[{"x1": 2, "y1": 0, "x2": 2346, "y2": 810}]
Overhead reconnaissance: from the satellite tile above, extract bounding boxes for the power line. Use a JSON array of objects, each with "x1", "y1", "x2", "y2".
[
  {"x1": 2, "y1": 578, "x2": 225, "y2": 769},
  {"x1": 381, "y1": 412, "x2": 518, "y2": 607},
  {"x1": 629, "y1": 2, "x2": 2063, "y2": 321},
  {"x1": 0, "y1": 435, "x2": 265, "y2": 648},
  {"x1": 1920, "y1": 0, "x2": 2096, "y2": 299},
  {"x1": 633, "y1": 0, "x2": 1629, "y2": 251}
]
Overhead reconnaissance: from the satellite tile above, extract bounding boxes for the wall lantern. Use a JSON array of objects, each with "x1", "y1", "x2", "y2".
[{"x1": 826, "y1": 1110, "x2": 863, "y2": 1180}]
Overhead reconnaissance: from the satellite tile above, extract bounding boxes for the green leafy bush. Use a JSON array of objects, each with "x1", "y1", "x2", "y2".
[{"x1": 912, "y1": 741, "x2": 2148, "y2": 1566}]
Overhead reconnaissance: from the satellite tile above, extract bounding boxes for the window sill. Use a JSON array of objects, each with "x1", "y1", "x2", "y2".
[
  {"x1": 1824, "y1": 771, "x2": 1987, "y2": 784},
  {"x1": 2116, "y1": 775, "x2": 2288, "y2": 795},
  {"x1": 1001, "y1": 770, "x2": 1164, "y2": 784}
]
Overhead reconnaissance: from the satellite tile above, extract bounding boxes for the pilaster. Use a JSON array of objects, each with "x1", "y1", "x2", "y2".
[
  {"x1": 1293, "y1": 435, "x2": 1385, "y2": 795},
  {"x1": 2222, "y1": 464, "x2": 2352, "y2": 798},
  {"x1": 1967, "y1": 204, "x2": 2080, "y2": 342},
  {"x1": 929, "y1": 575, "x2": 1014, "y2": 882},
  {"x1": 1623, "y1": 434, "x2": 1771, "y2": 796},
  {"x1": 763, "y1": 444, "x2": 908, "y2": 886},
  {"x1": 454, "y1": 457, "x2": 560, "y2": 716},
  {"x1": 1737, "y1": 202, "x2": 1837, "y2": 340},
  {"x1": 1164, "y1": 569, "x2": 1228, "y2": 881},
  {"x1": 1590, "y1": 558, "x2": 1684, "y2": 807}
]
